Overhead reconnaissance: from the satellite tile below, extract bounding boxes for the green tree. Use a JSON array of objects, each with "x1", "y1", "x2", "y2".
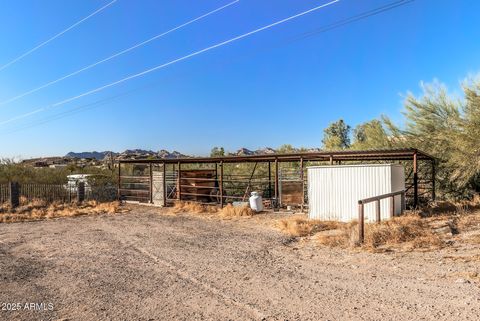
[
  {"x1": 352, "y1": 119, "x2": 392, "y2": 150},
  {"x1": 210, "y1": 147, "x2": 225, "y2": 157},
  {"x1": 322, "y1": 119, "x2": 351, "y2": 150},
  {"x1": 382, "y1": 80, "x2": 479, "y2": 198}
]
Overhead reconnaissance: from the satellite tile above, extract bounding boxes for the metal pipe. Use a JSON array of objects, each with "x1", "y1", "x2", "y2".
[
  {"x1": 149, "y1": 163, "x2": 153, "y2": 204},
  {"x1": 219, "y1": 161, "x2": 224, "y2": 208},
  {"x1": 268, "y1": 161, "x2": 272, "y2": 198},
  {"x1": 390, "y1": 195, "x2": 395, "y2": 218},
  {"x1": 300, "y1": 157, "x2": 305, "y2": 212},
  {"x1": 177, "y1": 162, "x2": 182, "y2": 201},
  {"x1": 274, "y1": 158, "x2": 279, "y2": 202},
  {"x1": 163, "y1": 162, "x2": 167, "y2": 207},
  {"x1": 358, "y1": 203, "x2": 364, "y2": 243},
  {"x1": 117, "y1": 162, "x2": 121, "y2": 201},
  {"x1": 375, "y1": 199, "x2": 381, "y2": 223}
]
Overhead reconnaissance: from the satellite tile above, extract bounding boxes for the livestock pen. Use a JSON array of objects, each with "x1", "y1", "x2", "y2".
[{"x1": 118, "y1": 148, "x2": 435, "y2": 210}]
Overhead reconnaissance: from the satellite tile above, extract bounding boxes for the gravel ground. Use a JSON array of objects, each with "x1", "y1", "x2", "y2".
[{"x1": 0, "y1": 205, "x2": 479, "y2": 321}]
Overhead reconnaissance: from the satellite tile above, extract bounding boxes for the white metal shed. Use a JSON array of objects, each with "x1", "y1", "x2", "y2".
[{"x1": 307, "y1": 164, "x2": 405, "y2": 222}]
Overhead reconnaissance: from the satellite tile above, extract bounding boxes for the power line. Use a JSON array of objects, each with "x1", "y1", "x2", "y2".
[
  {"x1": 0, "y1": 0, "x2": 240, "y2": 107},
  {"x1": 0, "y1": 0, "x2": 414, "y2": 135},
  {"x1": 0, "y1": 0, "x2": 117, "y2": 72},
  {"x1": 289, "y1": 0, "x2": 414, "y2": 43},
  {"x1": 0, "y1": 0, "x2": 340, "y2": 126}
]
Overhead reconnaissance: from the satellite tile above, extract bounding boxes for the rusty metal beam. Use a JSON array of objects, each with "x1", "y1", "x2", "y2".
[{"x1": 118, "y1": 148, "x2": 434, "y2": 165}]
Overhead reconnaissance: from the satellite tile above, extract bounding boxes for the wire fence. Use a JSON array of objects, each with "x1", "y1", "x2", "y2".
[
  {"x1": 0, "y1": 184, "x2": 9, "y2": 204},
  {"x1": 0, "y1": 182, "x2": 117, "y2": 205}
]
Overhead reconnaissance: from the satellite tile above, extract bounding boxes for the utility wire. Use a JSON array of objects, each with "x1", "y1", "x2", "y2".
[
  {"x1": 0, "y1": 0, "x2": 414, "y2": 135},
  {"x1": 0, "y1": 0, "x2": 117, "y2": 72},
  {"x1": 0, "y1": 0, "x2": 240, "y2": 107},
  {"x1": 289, "y1": 0, "x2": 414, "y2": 43},
  {"x1": 0, "y1": 0, "x2": 339, "y2": 126}
]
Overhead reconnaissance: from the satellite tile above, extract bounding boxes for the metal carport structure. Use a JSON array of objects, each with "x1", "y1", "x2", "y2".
[{"x1": 118, "y1": 148, "x2": 435, "y2": 209}]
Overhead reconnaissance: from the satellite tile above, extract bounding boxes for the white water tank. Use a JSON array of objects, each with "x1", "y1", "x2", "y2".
[{"x1": 249, "y1": 192, "x2": 263, "y2": 212}]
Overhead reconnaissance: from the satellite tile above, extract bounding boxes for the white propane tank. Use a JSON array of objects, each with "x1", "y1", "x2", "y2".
[{"x1": 249, "y1": 192, "x2": 263, "y2": 212}]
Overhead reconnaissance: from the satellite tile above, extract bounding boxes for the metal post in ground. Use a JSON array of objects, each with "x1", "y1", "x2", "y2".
[
  {"x1": 375, "y1": 199, "x2": 381, "y2": 223},
  {"x1": 358, "y1": 202, "x2": 364, "y2": 243},
  {"x1": 9, "y1": 182, "x2": 19, "y2": 209},
  {"x1": 117, "y1": 162, "x2": 121, "y2": 201},
  {"x1": 274, "y1": 158, "x2": 279, "y2": 211},
  {"x1": 149, "y1": 163, "x2": 153, "y2": 204},
  {"x1": 163, "y1": 162, "x2": 167, "y2": 207},
  {"x1": 300, "y1": 157, "x2": 305, "y2": 212},
  {"x1": 219, "y1": 161, "x2": 224, "y2": 208},
  {"x1": 390, "y1": 195, "x2": 395, "y2": 218},
  {"x1": 177, "y1": 162, "x2": 182, "y2": 201},
  {"x1": 77, "y1": 182, "x2": 85, "y2": 203}
]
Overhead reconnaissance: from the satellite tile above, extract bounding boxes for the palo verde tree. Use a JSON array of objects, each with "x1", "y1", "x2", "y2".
[
  {"x1": 352, "y1": 119, "x2": 392, "y2": 150},
  {"x1": 382, "y1": 78, "x2": 480, "y2": 198}
]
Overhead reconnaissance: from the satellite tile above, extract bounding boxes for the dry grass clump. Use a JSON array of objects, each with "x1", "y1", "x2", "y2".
[
  {"x1": 363, "y1": 215, "x2": 444, "y2": 250},
  {"x1": 0, "y1": 199, "x2": 126, "y2": 223},
  {"x1": 277, "y1": 215, "x2": 343, "y2": 237},
  {"x1": 218, "y1": 204, "x2": 254, "y2": 218},
  {"x1": 457, "y1": 213, "x2": 480, "y2": 231},
  {"x1": 313, "y1": 214, "x2": 444, "y2": 251},
  {"x1": 170, "y1": 201, "x2": 257, "y2": 218},
  {"x1": 170, "y1": 201, "x2": 219, "y2": 215}
]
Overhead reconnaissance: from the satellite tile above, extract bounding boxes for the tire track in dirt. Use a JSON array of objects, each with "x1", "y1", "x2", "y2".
[{"x1": 98, "y1": 222, "x2": 268, "y2": 320}]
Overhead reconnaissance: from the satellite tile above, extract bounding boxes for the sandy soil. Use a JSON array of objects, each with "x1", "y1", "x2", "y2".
[{"x1": 0, "y1": 205, "x2": 479, "y2": 321}]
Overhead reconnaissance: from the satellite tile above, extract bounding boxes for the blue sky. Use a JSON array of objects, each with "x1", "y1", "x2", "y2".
[{"x1": 0, "y1": 0, "x2": 478, "y2": 158}]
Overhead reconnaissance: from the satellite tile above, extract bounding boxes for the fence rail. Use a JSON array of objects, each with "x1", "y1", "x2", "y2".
[{"x1": 357, "y1": 190, "x2": 406, "y2": 243}]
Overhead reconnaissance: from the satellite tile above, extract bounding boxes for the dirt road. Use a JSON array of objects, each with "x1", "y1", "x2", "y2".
[{"x1": 0, "y1": 206, "x2": 479, "y2": 320}]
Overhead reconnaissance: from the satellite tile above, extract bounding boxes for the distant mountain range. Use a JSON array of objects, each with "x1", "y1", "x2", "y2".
[
  {"x1": 65, "y1": 147, "x2": 321, "y2": 161},
  {"x1": 66, "y1": 151, "x2": 114, "y2": 160},
  {"x1": 65, "y1": 149, "x2": 188, "y2": 160}
]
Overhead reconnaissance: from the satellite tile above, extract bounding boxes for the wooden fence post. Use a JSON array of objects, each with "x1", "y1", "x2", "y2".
[
  {"x1": 9, "y1": 182, "x2": 20, "y2": 208},
  {"x1": 77, "y1": 182, "x2": 85, "y2": 203}
]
